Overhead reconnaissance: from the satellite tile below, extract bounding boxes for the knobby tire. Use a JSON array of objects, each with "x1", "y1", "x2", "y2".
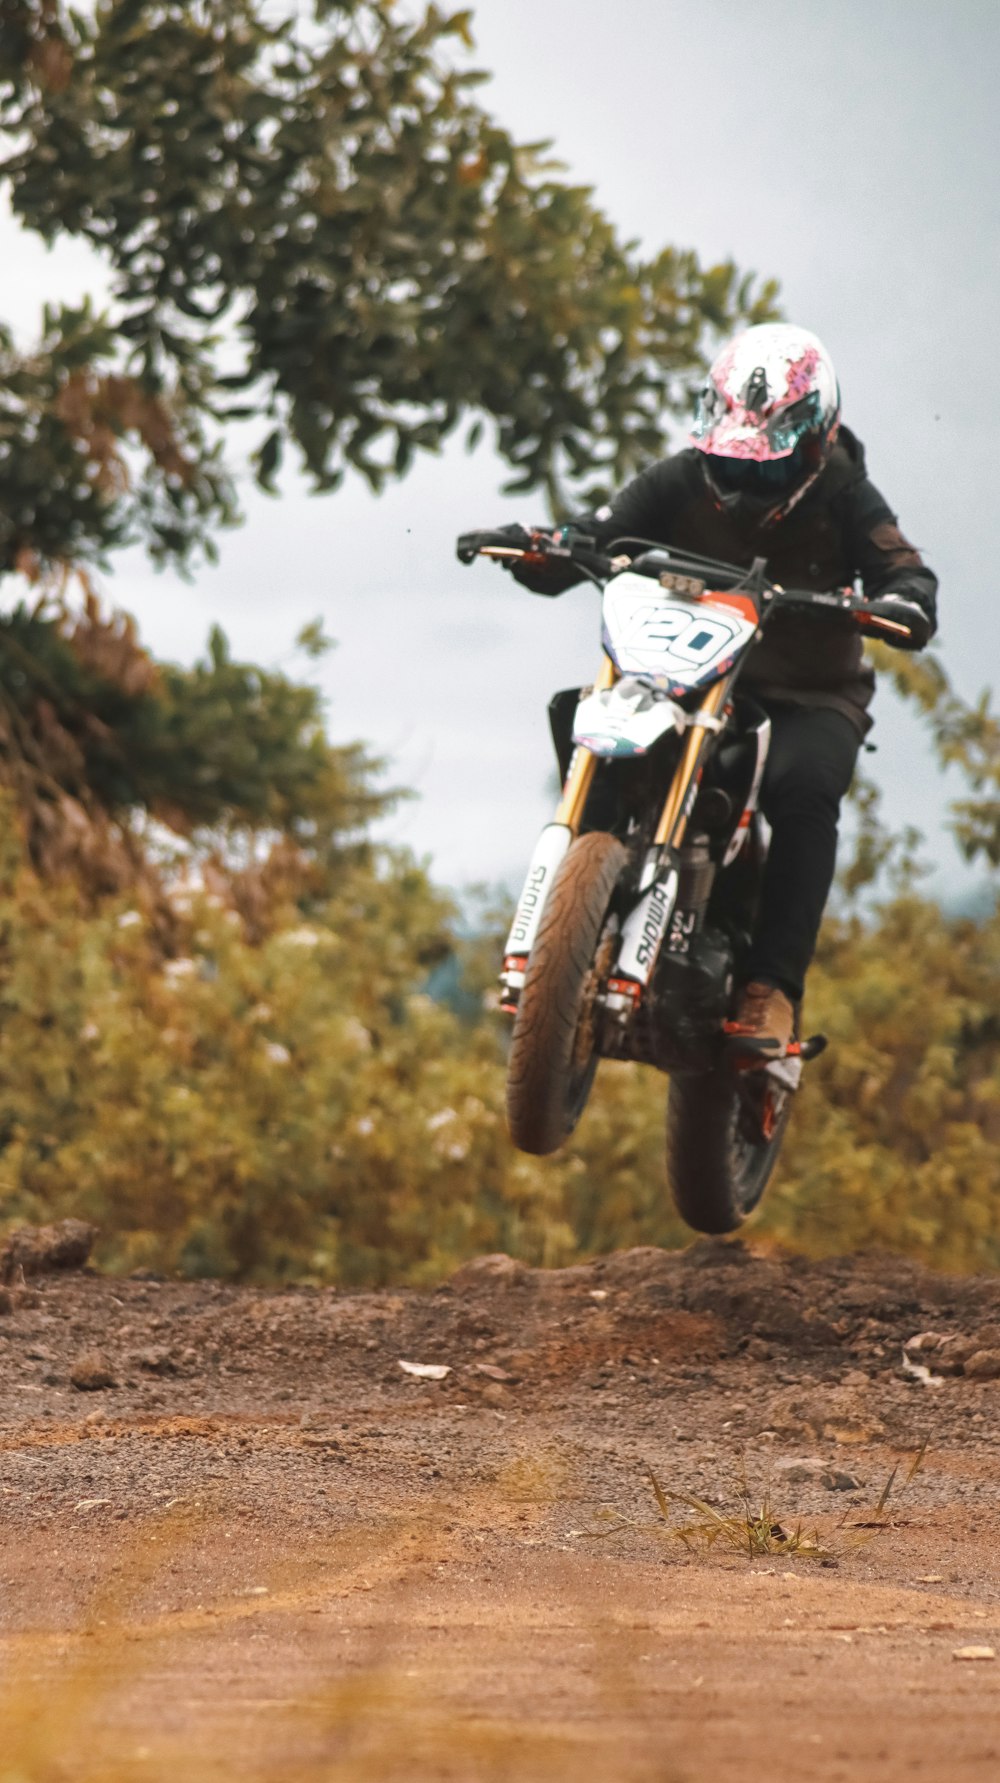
[
  {"x1": 506, "y1": 831, "x2": 626, "y2": 1156},
  {"x1": 666, "y1": 1064, "x2": 790, "y2": 1234}
]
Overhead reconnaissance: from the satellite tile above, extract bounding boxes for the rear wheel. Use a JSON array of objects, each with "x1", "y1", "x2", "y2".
[
  {"x1": 666, "y1": 1063, "x2": 791, "y2": 1234},
  {"x1": 506, "y1": 831, "x2": 626, "y2": 1156}
]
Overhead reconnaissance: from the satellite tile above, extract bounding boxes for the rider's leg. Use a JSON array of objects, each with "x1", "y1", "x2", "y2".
[{"x1": 745, "y1": 701, "x2": 861, "y2": 1006}]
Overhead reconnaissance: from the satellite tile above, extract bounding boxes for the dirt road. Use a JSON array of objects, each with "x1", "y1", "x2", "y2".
[{"x1": 3, "y1": 1240, "x2": 1000, "y2": 1781}]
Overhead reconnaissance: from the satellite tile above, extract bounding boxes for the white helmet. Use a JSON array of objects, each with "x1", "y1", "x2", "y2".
[{"x1": 690, "y1": 323, "x2": 841, "y2": 527}]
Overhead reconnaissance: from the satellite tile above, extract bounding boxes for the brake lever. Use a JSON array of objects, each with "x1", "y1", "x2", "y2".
[{"x1": 853, "y1": 609, "x2": 915, "y2": 640}]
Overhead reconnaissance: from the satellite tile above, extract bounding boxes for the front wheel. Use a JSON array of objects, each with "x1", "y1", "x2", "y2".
[
  {"x1": 666, "y1": 1063, "x2": 791, "y2": 1234},
  {"x1": 506, "y1": 830, "x2": 626, "y2": 1156}
]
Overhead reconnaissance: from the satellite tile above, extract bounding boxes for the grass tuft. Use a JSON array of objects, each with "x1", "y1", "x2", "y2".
[{"x1": 581, "y1": 1446, "x2": 927, "y2": 1563}]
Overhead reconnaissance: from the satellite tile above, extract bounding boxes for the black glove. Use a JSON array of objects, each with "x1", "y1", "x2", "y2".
[
  {"x1": 867, "y1": 592, "x2": 935, "y2": 651},
  {"x1": 455, "y1": 524, "x2": 545, "y2": 565}
]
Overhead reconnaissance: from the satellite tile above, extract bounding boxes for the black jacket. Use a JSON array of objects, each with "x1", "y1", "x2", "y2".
[{"x1": 513, "y1": 427, "x2": 938, "y2": 735}]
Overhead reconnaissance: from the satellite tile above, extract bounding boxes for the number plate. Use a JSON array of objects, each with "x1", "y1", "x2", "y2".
[{"x1": 602, "y1": 571, "x2": 757, "y2": 689}]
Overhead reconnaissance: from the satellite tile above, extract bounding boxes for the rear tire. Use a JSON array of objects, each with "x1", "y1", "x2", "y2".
[
  {"x1": 666, "y1": 1064, "x2": 790, "y2": 1234},
  {"x1": 506, "y1": 831, "x2": 626, "y2": 1155}
]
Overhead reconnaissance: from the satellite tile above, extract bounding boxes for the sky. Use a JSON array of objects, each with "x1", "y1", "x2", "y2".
[{"x1": 2, "y1": 0, "x2": 999, "y2": 899}]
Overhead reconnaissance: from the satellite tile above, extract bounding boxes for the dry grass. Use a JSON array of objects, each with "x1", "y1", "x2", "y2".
[{"x1": 581, "y1": 1447, "x2": 927, "y2": 1563}]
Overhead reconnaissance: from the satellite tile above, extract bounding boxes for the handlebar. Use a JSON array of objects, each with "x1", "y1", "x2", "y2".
[
  {"x1": 455, "y1": 531, "x2": 931, "y2": 649},
  {"x1": 455, "y1": 529, "x2": 532, "y2": 564},
  {"x1": 767, "y1": 586, "x2": 932, "y2": 648}
]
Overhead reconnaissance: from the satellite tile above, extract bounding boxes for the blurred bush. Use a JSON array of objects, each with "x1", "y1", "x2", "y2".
[
  {"x1": 3, "y1": 760, "x2": 1000, "y2": 1282},
  {"x1": 0, "y1": 780, "x2": 685, "y2": 1282}
]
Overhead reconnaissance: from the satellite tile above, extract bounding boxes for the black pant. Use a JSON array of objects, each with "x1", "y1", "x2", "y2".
[{"x1": 747, "y1": 702, "x2": 860, "y2": 1003}]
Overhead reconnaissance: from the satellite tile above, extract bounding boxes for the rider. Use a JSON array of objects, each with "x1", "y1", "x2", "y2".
[{"x1": 482, "y1": 323, "x2": 938, "y2": 1055}]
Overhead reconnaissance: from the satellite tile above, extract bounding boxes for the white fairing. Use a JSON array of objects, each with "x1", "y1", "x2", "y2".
[
  {"x1": 572, "y1": 677, "x2": 687, "y2": 758},
  {"x1": 602, "y1": 571, "x2": 757, "y2": 688},
  {"x1": 504, "y1": 824, "x2": 572, "y2": 956}
]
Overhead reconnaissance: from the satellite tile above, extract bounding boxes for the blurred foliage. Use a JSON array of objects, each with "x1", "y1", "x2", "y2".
[
  {"x1": 0, "y1": 795, "x2": 679, "y2": 1283},
  {"x1": 0, "y1": 298, "x2": 236, "y2": 574},
  {"x1": 0, "y1": 606, "x2": 996, "y2": 1288},
  {"x1": 0, "y1": 573, "x2": 385, "y2": 894},
  {"x1": 1, "y1": 730, "x2": 1000, "y2": 1281},
  {"x1": 0, "y1": 0, "x2": 778, "y2": 569},
  {"x1": 763, "y1": 889, "x2": 1000, "y2": 1270},
  {"x1": 871, "y1": 641, "x2": 1000, "y2": 870}
]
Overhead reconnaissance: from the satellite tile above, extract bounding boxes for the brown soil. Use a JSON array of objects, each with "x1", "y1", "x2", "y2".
[{"x1": 3, "y1": 1240, "x2": 1000, "y2": 1781}]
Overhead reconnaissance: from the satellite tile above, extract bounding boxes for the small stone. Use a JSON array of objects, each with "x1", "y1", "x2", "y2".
[
  {"x1": 299, "y1": 1410, "x2": 330, "y2": 1431},
  {"x1": 480, "y1": 1382, "x2": 507, "y2": 1408},
  {"x1": 822, "y1": 1469, "x2": 862, "y2": 1492},
  {"x1": 763, "y1": 1386, "x2": 884, "y2": 1444},
  {"x1": 746, "y1": 1336, "x2": 772, "y2": 1361},
  {"x1": 953, "y1": 1646, "x2": 995, "y2": 1662},
  {"x1": 774, "y1": 1457, "x2": 825, "y2": 1483},
  {"x1": 975, "y1": 1324, "x2": 1000, "y2": 1351},
  {"x1": 449, "y1": 1253, "x2": 529, "y2": 1292},
  {"x1": 0, "y1": 1287, "x2": 13, "y2": 1316},
  {"x1": 963, "y1": 1350, "x2": 1000, "y2": 1381},
  {"x1": 1, "y1": 1218, "x2": 97, "y2": 1282},
  {"x1": 70, "y1": 1351, "x2": 117, "y2": 1392},
  {"x1": 134, "y1": 1348, "x2": 176, "y2": 1376},
  {"x1": 473, "y1": 1363, "x2": 515, "y2": 1383},
  {"x1": 504, "y1": 1349, "x2": 534, "y2": 1375}
]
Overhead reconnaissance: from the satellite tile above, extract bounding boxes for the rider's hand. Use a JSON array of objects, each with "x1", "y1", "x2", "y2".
[
  {"x1": 496, "y1": 523, "x2": 552, "y2": 564},
  {"x1": 868, "y1": 592, "x2": 935, "y2": 651},
  {"x1": 455, "y1": 524, "x2": 549, "y2": 566}
]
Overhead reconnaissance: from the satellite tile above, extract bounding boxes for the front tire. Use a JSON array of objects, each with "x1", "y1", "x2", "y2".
[
  {"x1": 506, "y1": 831, "x2": 626, "y2": 1156},
  {"x1": 666, "y1": 1064, "x2": 791, "y2": 1234}
]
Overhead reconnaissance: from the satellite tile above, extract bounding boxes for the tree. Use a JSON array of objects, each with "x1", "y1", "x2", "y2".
[
  {"x1": 870, "y1": 642, "x2": 1000, "y2": 870},
  {"x1": 0, "y1": 0, "x2": 778, "y2": 576},
  {"x1": 0, "y1": 568, "x2": 388, "y2": 891}
]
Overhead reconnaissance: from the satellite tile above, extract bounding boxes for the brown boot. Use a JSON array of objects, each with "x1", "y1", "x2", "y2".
[{"x1": 724, "y1": 981, "x2": 796, "y2": 1059}]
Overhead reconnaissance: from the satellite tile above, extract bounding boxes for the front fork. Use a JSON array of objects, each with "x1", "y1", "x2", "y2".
[
  {"x1": 500, "y1": 668, "x2": 732, "y2": 1014},
  {"x1": 499, "y1": 656, "x2": 616, "y2": 1011}
]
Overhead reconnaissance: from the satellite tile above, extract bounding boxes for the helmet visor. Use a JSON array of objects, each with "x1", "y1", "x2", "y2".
[{"x1": 707, "y1": 441, "x2": 807, "y2": 497}]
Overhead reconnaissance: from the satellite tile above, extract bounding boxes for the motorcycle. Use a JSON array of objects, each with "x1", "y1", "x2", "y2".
[{"x1": 457, "y1": 526, "x2": 929, "y2": 1233}]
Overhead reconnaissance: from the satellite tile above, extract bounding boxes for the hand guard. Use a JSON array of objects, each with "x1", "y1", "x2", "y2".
[
  {"x1": 867, "y1": 592, "x2": 935, "y2": 651},
  {"x1": 455, "y1": 524, "x2": 550, "y2": 565}
]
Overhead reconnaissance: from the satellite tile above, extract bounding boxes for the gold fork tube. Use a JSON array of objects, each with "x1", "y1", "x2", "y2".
[
  {"x1": 653, "y1": 679, "x2": 729, "y2": 849},
  {"x1": 553, "y1": 654, "x2": 617, "y2": 834}
]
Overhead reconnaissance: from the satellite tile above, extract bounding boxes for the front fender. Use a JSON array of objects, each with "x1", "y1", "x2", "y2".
[{"x1": 571, "y1": 677, "x2": 687, "y2": 758}]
